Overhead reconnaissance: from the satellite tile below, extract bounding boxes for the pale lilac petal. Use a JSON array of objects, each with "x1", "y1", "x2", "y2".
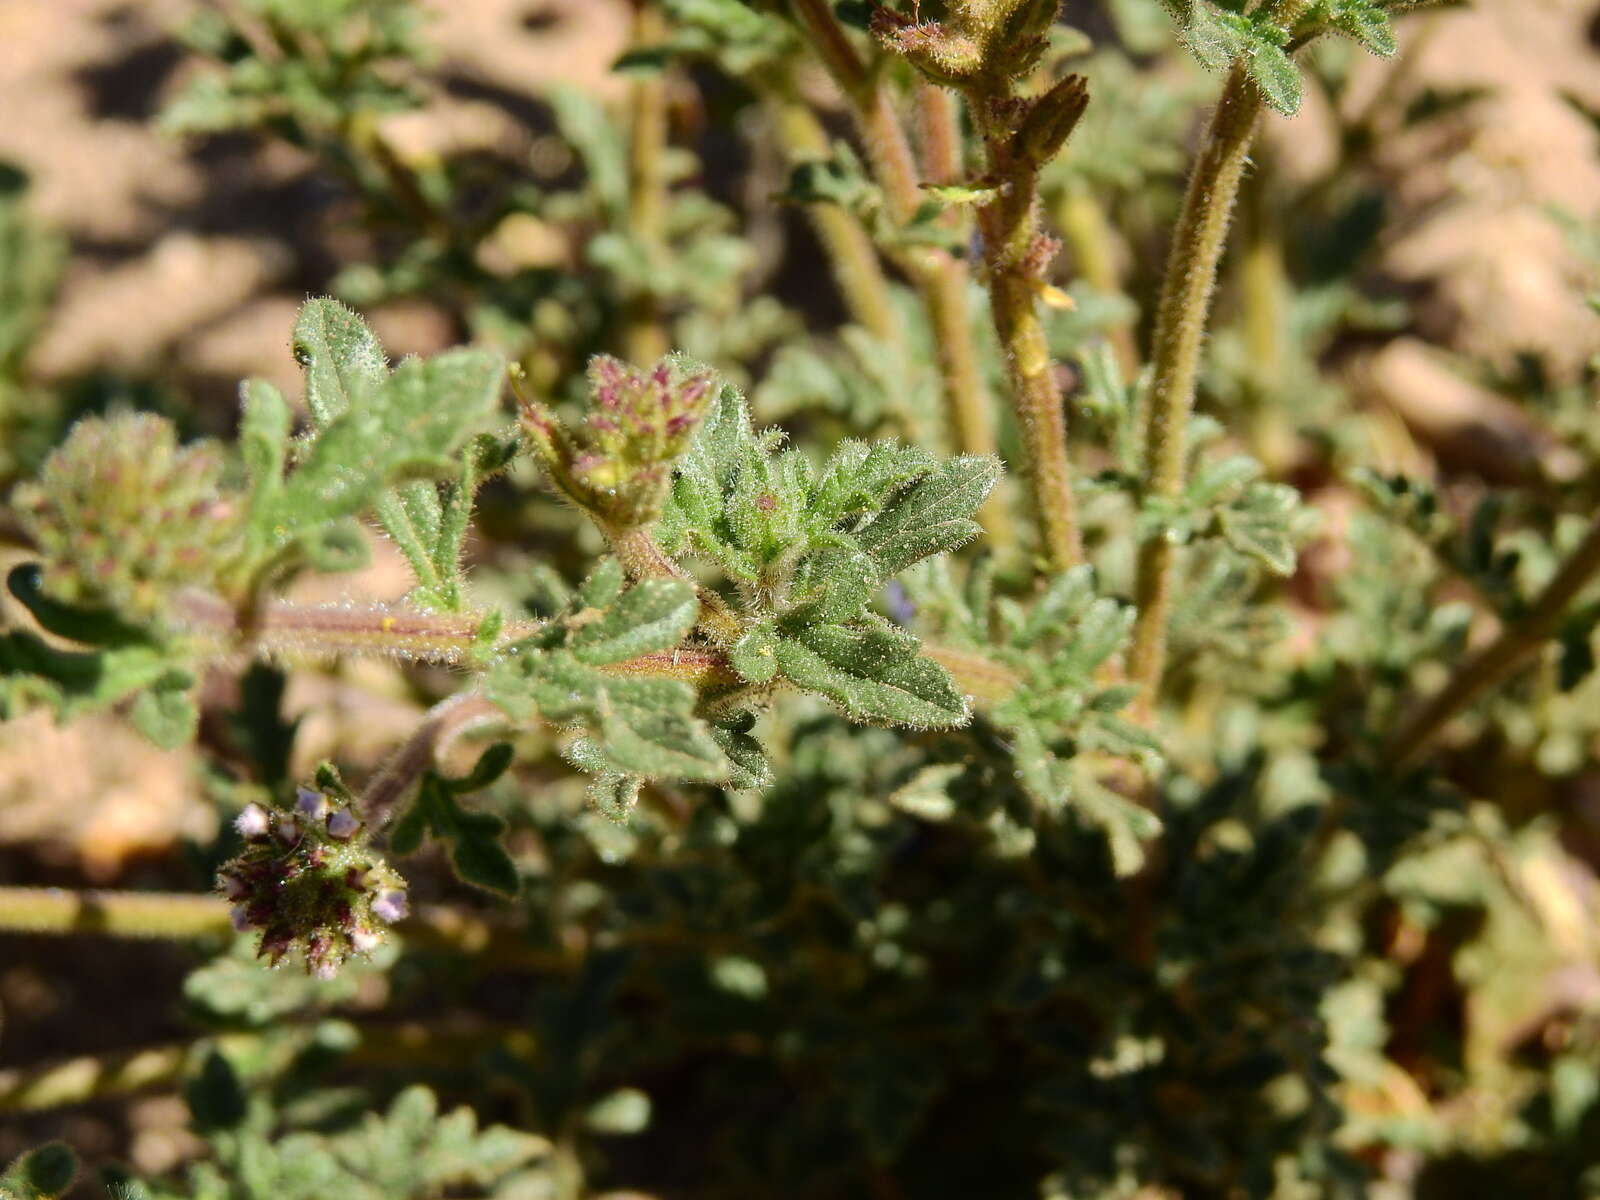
[{"x1": 234, "y1": 804, "x2": 270, "y2": 840}]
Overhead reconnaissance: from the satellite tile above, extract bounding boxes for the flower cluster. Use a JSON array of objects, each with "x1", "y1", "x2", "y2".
[
  {"x1": 869, "y1": 0, "x2": 1060, "y2": 89},
  {"x1": 518, "y1": 353, "x2": 716, "y2": 528},
  {"x1": 219, "y1": 788, "x2": 409, "y2": 978},
  {"x1": 12, "y1": 412, "x2": 242, "y2": 624}
]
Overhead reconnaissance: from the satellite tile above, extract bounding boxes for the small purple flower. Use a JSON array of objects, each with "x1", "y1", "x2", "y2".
[
  {"x1": 372, "y1": 889, "x2": 409, "y2": 924},
  {"x1": 349, "y1": 926, "x2": 381, "y2": 954},
  {"x1": 884, "y1": 580, "x2": 917, "y2": 626},
  {"x1": 295, "y1": 787, "x2": 327, "y2": 820},
  {"x1": 327, "y1": 809, "x2": 360, "y2": 840},
  {"x1": 235, "y1": 803, "x2": 270, "y2": 840},
  {"x1": 276, "y1": 814, "x2": 302, "y2": 845},
  {"x1": 230, "y1": 904, "x2": 254, "y2": 932},
  {"x1": 219, "y1": 872, "x2": 248, "y2": 901}
]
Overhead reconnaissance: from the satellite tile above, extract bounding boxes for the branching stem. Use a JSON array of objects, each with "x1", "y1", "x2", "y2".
[
  {"x1": 360, "y1": 692, "x2": 505, "y2": 826},
  {"x1": 1382, "y1": 515, "x2": 1600, "y2": 768},
  {"x1": 971, "y1": 101, "x2": 1082, "y2": 570}
]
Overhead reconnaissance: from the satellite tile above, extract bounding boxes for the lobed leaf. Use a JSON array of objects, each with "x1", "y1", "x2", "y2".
[{"x1": 774, "y1": 621, "x2": 969, "y2": 729}]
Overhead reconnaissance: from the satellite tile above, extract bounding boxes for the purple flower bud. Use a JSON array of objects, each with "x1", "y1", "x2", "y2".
[
  {"x1": 235, "y1": 803, "x2": 270, "y2": 840},
  {"x1": 276, "y1": 815, "x2": 302, "y2": 845},
  {"x1": 219, "y1": 872, "x2": 249, "y2": 901},
  {"x1": 260, "y1": 929, "x2": 293, "y2": 964},
  {"x1": 349, "y1": 926, "x2": 381, "y2": 953},
  {"x1": 327, "y1": 809, "x2": 359, "y2": 840},
  {"x1": 372, "y1": 889, "x2": 409, "y2": 924},
  {"x1": 295, "y1": 787, "x2": 327, "y2": 819},
  {"x1": 230, "y1": 904, "x2": 254, "y2": 932}
]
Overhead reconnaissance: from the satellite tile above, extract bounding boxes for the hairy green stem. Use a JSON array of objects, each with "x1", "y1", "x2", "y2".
[
  {"x1": 176, "y1": 592, "x2": 539, "y2": 666},
  {"x1": 1238, "y1": 166, "x2": 1294, "y2": 473},
  {"x1": 772, "y1": 96, "x2": 900, "y2": 346},
  {"x1": 1383, "y1": 516, "x2": 1600, "y2": 768},
  {"x1": 0, "y1": 888, "x2": 229, "y2": 939},
  {"x1": 972, "y1": 114, "x2": 1082, "y2": 570},
  {"x1": 622, "y1": 0, "x2": 671, "y2": 364},
  {"x1": 360, "y1": 692, "x2": 505, "y2": 825},
  {"x1": 1126, "y1": 62, "x2": 1267, "y2": 719}
]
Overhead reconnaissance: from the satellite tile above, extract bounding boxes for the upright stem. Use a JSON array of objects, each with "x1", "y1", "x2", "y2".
[
  {"x1": 787, "y1": 0, "x2": 1010, "y2": 550},
  {"x1": 622, "y1": 0, "x2": 671, "y2": 364},
  {"x1": 1238, "y1": 166, "x2": 1294, "y2": 474},
  {"x1": 0, "y1": 888, "x2": 228, "y2": 939},
  {"x1": 1127, "y1": 63, "x2": 1266, "y2": 719},
  {"x1": 916, "y1": 84, "x2": 963, "y2": 188},
  {"x1": 771, "y1": 96, "x2": 901, "y2": 347},
  {"x1": 973, "y1": 107, "x2": 1082, "y2": 570},
  {"x1": 1383, "y1": 516, "x2": 1600, "y2": 768}
]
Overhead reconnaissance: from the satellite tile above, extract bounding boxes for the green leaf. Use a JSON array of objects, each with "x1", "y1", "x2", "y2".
[
  {"x1": 729, "y1": 620, "x2": 780, "y2": 684},
  {"x1": 809, "y1": 439, "x2": 937, "y2": 524},
  {"x1": 449, "y1": 741, "x2": 515, "y2": 794},
  {"x1": 239, "y1": 378, "x2": 291, "y2": 549},
  {"x1": 1218, "y1": 482, "x2": 1302, "y2": 576},
  {"x1": 919, "y1": 181, "x2": 1000, "y2": 207},
  {"x1": 6, "y1": 563, "x2": 151, "y2": 648},
  {"x1": 775, "y1": 622, "x2": 969, "y2": 729},
  {"x1": 785, "y1": 546, "x2": 880, "y2": 625},
  {"x1": 710, "y1": 713, "x2": 771, "y2": 789},
  {"x1": 585, "y1": 771, "x2": 644, "y2": 821},
  {"x1": 1314, "y1": 0, "x2": 1398, "y2": 56},
  {"x1": 272, "y1": 347, "x2": 503, "y2": 538},
  {"x1": 579, "y1": 558, "x2": 627, "y2": 610},
  {"x1": 486, "y1": 587, "x2": 730, "y2": 784},
  {"x1": 584, "y1": 1088, "x2": 652, "y2": 1135},
  {"x1": 292, "y1": 298, "x2": 387, "y2": 426},
  {"x1": 1162, "y1": 2, "x2": 1304, "y2": 116},
  {"x1": 1242, "y1": 36, "x2": 1303, "y2": 117},
  {"x1": 297, "y1": 518, "x2": 371, "y2": 573},
  {"x1": 187, "y1": 1050, "x2": 248, "y2": 1134},
  {"x1": 0, "y1": 1142, "x2": 77, "y2": 1200},
  {"x1": 448, "y1": 824, "x2": 520, "y2": 897},
  {"x1": 571, "y1": 578, "x2": 700, "y2": 665},
  {"x1": 367, "y1": 348, "x2": 506, "y2": 476},
  {"x1": 129, "y1": 671, "x2": 198, "y2": 749},
  {"x1": 0, "y1": 632, "x2": 173, "y2": 724},
  {"x1": 596, "y1": 675, "x2": 732, "y2": 780},
  {"x1": 854, "y1": 456, "x2": 1000, "y2": 576}
]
